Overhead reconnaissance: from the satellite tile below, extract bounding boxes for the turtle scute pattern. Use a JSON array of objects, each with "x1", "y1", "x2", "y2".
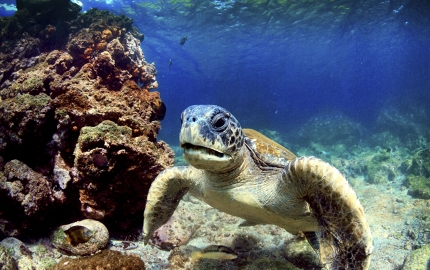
[
  {"x1": 243, "y1": 128, "x2": 296, "y2": 163},
  {"x1": 284, "y1": 156, "x2": 373, "y2": 270}
]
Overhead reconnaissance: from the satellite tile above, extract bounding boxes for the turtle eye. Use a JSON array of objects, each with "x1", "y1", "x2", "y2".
[{"x1": 212, "y1": 113, "x2": 229, "y2": 132}]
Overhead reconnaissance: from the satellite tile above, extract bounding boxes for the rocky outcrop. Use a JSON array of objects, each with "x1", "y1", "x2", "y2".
[
  {"x1": 73, "y1": 120, "x2": 173, "y2": 220},
  {"x1": 0, "y1": 160, "x2": 52, "y2": 235},
  {"x1": 0, "y1": 2, "x2": 174, "y2": 237}
]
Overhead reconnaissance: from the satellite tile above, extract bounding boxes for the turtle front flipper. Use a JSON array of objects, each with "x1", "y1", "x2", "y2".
[
  {"x1": 143, "y1": 166, "x2": 197, "y2": 244},
  {"x1": 283, "y1": 157, "x2": 373, "y2": 270}
]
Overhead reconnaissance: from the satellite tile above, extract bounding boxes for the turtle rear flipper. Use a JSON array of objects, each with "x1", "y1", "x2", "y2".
[{"x1": 283, "y1": 157, "x2": 373, "y2": 270}]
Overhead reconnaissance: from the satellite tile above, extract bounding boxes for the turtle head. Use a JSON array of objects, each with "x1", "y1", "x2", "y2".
[{"x1": 180, "y1": 105, "x2": 245, "y2": 172}]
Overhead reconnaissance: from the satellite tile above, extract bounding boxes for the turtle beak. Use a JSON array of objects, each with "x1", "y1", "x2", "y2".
[
  {"x1": 180, "y1": 140, "x2": 232, "y2": 171},
  {"x1": 181, "y1": 143, "x2": 225, "y2": 158}
]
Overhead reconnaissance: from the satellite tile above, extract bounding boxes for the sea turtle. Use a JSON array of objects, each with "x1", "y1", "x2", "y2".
[{"x1": 143, "y1": 105, "x2": 373, "y2": 269}]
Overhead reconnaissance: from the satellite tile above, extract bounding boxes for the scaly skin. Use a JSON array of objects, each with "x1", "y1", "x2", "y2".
[{"x1": 143, "y1": 105, "x2": 373, "y2": 269}]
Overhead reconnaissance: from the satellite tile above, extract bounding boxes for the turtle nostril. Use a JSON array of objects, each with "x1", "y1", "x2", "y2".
[{"x1": 187, "y1": 116, "x2": 197, "y2": 122}]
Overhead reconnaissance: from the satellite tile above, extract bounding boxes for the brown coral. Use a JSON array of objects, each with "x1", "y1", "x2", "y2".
[
  {"x1": 102, "y1": 29, "x2": 113, "y2": 40},
  {"x1": 95, "y1": 41, "x2": 107, "y2": 51}
]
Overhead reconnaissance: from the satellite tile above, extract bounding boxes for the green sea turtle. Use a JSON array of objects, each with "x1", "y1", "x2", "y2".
[{"x1": 143, "y1": 105, "x2": 373, "y2": 269}]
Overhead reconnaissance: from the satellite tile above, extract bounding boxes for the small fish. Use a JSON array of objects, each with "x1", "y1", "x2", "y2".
[
  {"x1": 92, "y1": 152, "x2": 109, "y2": 168},
  {"x1": 64, "y1": 225, "x2": 92, "y2": 246},
  {"x1": 168, "y1": 59, "x2": 172, "y2": 70},
  {"x1": 191, "y1": 245, "x2": 237, "y2": 262},
  {"x1": 111, "y1": 241, "x2": 139, "y2": 250},
  {"x1": 180, "y1": 36, "x2": 187, "y2": 45}
]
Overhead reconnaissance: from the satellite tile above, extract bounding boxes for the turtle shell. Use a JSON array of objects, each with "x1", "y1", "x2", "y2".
[{"x1": 243, "y1": 128, "x2": 296, "y2": 166}]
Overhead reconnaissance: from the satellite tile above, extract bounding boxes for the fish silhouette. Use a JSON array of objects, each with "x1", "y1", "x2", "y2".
[{"x1": 180, "y1": 36, "x2": 187, "y2": 45}]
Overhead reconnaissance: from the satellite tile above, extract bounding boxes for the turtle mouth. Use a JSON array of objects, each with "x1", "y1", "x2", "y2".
[{"x1": 181, "y1": 143, "x2": 225, "y2": 158}]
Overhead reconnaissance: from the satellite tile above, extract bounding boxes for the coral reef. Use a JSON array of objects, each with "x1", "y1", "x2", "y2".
[
  {"x1": 48, "y1": 249, "x2": 146, "y2": 270},
  {"x1": 0, "y1": 1, "x2": 174, "y2": 238},
  {"x1": 51, "y1": 219, "x2": 109, "y2": 256},
  {"x1": 0, "y1": 0, "x2": 81, "y2": 56}
]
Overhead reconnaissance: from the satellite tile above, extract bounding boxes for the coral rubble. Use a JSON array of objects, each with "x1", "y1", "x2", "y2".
[{"x1": 0, "y1": 1, "x2": 174, "y2": 238}]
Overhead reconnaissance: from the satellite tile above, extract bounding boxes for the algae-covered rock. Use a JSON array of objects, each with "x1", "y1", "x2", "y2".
[
  {"x1": 366, "y1": 149, "x2": 396, "y2": 184},
  {"x1": 405, "y1": 149, "x2": 430, "y2": 177},
  {"x1": 51, "y1": 219, "x2": 109, "y2": 256},
  {"x1": 403, "y1": 148, "x2": 430, "y2": 199},
  {"x1": 283, "y1": 237, "x2": 321, "y2": 269},
  {"x1": 0, "y1": 245, "x2": 18, "y2": 270},
  {"x1": 76, "y1": 120, "x2": 132, "y2": 152},
  {"x1": 0, "y1": 237, "x2": 36, "y2": 270},
  {"x1": 405, "y1": 175, "x2": 430, "y2": 199},
  {"x1": 402, "y1": 244, "x2": 430, "y2": 270},
  {"x1": 0, "y1": 93, "x2": 55, "y2": 161},
  {"x1": 73, "y1": 120, "x2": 174, "y2": 221}
]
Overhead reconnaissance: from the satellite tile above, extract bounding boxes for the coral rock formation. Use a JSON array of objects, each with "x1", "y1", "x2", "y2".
[
  {"x1": 74, "y1": 120, "x2": 173, "y2": 220},
  {"x1": 0, "y1": 2, "x2": 174, "y2": 237}
]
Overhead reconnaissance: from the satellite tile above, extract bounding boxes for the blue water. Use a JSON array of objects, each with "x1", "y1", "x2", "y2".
[
  {"x1": 135, "y1": 0, "x2": 430, "y2": 146},
  {"x1": 4, "y1": 0, "x2": 429, "y2": 145}
]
